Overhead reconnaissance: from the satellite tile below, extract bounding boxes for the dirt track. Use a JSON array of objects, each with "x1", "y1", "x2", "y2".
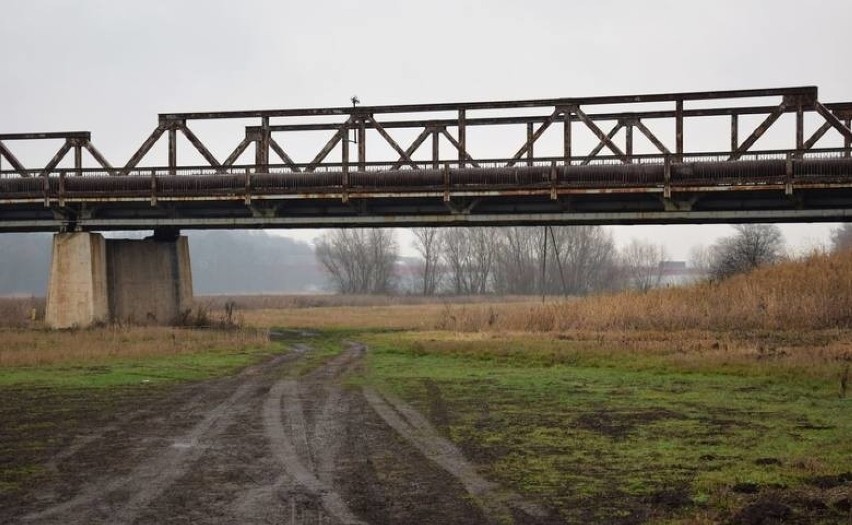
[{"x1": 10, "y1": 342, "x2": 553, "y2": 524}]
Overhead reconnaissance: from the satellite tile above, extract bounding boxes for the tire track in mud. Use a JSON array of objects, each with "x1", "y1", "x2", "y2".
[
  {"x1": 17, "y1": 340, "x2": 542, "y2": 524},
  {"x1": 278, "y1": 341, "x2": 544, "y2": 524},
  {"x1": 257, "y1": 343, "x2": 367, "y2": 525},
  {"x1": 362, "y1": 365, "x2": 549, "y2": 523},
  {"x1": 262, "y1": 378, "x2": 366, "y2": 525},
  {"x1": 21, "y1": 350, "x2": 302, "y2": 524}
]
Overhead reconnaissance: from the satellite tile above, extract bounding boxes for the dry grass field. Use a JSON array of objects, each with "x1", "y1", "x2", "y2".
[{"x1": 1, "y1": 251, "x2": 850, "y2": 523}]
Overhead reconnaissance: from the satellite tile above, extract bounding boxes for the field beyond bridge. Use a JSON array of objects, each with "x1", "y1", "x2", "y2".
[{"x1": 1, "y1": 251, "x2": 851, "y2": 523}]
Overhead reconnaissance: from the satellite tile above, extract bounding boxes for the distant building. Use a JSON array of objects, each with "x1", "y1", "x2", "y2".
[{"x1": 658, "y1": 260, "x2": 706, "y2": 287}]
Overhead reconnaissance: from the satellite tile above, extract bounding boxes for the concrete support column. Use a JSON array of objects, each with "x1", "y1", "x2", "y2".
[
  {"x1": 45, "y1": 233, "x2": 193, "y2": 328},
  {"x1": 106, "y1": 236, "x2": 193, "y2": 324},
  {"x1": 45, "y1": 232, "x2": 109, "y2": 328}
]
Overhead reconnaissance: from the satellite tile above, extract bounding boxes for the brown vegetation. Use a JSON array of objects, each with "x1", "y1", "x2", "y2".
[
  {"x1": 0, "y1": 296, "x2": 43, "y2": 328},
  {"x1": 199, "y1": 294, "x2": 536, "y2": 310},
  {"x1": 0, "y1": 326, "x2": 270, "y2": 367},
  {"x1": 435, "y1": 250, "x2": 852, "y2": 332}
]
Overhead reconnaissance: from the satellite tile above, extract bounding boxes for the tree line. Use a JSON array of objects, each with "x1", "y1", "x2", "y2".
[
  {"x1": 315, "y1": 223, "x2": 852, "y2": 296},
  {"x1": 317, "y1": 225, "x2": 666, "y2": 295}
]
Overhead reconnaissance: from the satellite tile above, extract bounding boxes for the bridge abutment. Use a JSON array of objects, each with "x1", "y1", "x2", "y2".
[{"x1": 45, "y1": 232, "x2": 193, "y2": 328}]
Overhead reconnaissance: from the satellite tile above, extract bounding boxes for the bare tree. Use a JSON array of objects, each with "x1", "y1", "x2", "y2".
[
  {"x1": 549, "y1": 226, "x2": 619, "y2": 295},
  {"x1": 433, "y1": 226, "x2": 618, "y2": 296},
  {"x1": 411, "y1": 227, "x2": 443, "y2": 295},
  {"x1": 441, "y1": 228, "x2": 497, "y2": 294},
  {"x1": 621, "y1": 239, "x2": 666, "y2": 292},
  {"x1": 315, "y1": 229, "x2": 398, "y2": 293},
  {"x1": 493, "y1": 227, "x2": 540, "y2": 294},
  {"x1": 831, "y1": 223, "x2": 852, "y2": 252},
  {"x1": 709, "y1": 224, "x2": 784, "y2": 280}
]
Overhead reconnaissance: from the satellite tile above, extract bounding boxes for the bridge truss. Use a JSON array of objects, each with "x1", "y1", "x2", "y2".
[{"x1": 2, "y1": 86, "x2": 852, "y2": 231}]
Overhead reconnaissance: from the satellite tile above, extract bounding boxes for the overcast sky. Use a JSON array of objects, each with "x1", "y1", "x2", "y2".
[{"x1": 2, "y1": 0, "x2": 851, "y2": 259}]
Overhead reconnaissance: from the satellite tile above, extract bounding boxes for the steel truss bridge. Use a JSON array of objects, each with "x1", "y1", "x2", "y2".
[{"x1": 2, "y1": 86, "x2": 852, "y2": 232}]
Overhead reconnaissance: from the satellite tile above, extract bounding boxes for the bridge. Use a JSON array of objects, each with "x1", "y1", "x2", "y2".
[
  {"x1": 3, "y1": 86, "x2": 852, "y2": 327},
  {"x1": 3, "y1": 85, "x2": 852, "y2": 231}
]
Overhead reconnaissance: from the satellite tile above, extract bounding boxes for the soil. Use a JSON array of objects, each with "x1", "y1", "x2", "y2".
[{"x1": 2, "y1": 342, "x2": 553, "y2": 524}]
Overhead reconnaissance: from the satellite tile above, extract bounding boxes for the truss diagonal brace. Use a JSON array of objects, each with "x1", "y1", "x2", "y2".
[
  {"x1": 223, "y1": 137, "x2": 252, "y2": 167},
  {"x1": 440, "y1": 129, "x2": 480, "y2": 168},
  {"x1": 122, "y1": 126, "x2": 166, "y2": 175},
  {"x1": 506, "y1": 110, "x2": 559, "y2": 167},
  {"x1": 369, "y1": 116, "x2": 419, "y2": 169},
  {"x1": 268, "y1": 137, "x2": 302, "y2": 172},
  {"x1": 83, "y1": 142, "x2": 115, "y2": 174},
  {"x1": 814, "y1": 102, "x2": 852, "y2": 142},
  {"x1": 571, "y1": 106, "x2": 627, "y2": 161},
  {"x1": 803, "y1": 121, "x2": 833, "y2": 150},
  {"x1": 179, "y1": 125, "x2": 224, "y2": 173},
  {"x1": 633, "y1": 119, "x2": 671, "y2": 154},
  {"x1": 729, "y1": 103, "x2": 786, "y2": 160},
  {"x1": 391, "y1": 128, "x2": 432, "y2": 170},
  {"x1": 40, "y1": 140, "x2": 73, "y2": 178},
  {"x1": 0, "y1": 141, "x2": 28, "y2": 177},
  {"x1": 582, "y1": 122, "x2": 623, "y2": 165},
  {"x1": 305, "y1": 119, "x2": 350, "y2": 173}
]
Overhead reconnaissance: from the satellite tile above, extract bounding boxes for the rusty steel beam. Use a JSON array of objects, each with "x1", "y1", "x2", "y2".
[
  {"x1": 39, "y1": 140, "x2": 73, "y2": 178},
  {"x1": 432, "y1": 129, "x2": 439, "y2": 169},
  {"x1": 223, "y1": 136, "x2": 253, "y2": 167},
  {"x1": 625, "y1": 123, "x2": 633, "y2": 163},
  {"x1": 581, "y1": 122, "x2": 624, "y2": 165},
  {"x1": 357, "y1": 118, "x2": 366, "y2": 172},
  {"x1": 258, "y1": 116, "x2": 270, "y2": 172},
  {"x1": 369, "y1": 117, "x2": 419, "y2": 170},
  {"x1": 179, "y1": 125, "x2": 223, "y2": 172},
  {"x1": 391, "y1": 128, "x2": 432, "y2": 171},
  {"x1": 458, "y1": 109, "x2": 467, "y2": 168},
  {"x1": 563, "y1": 111, "x2": 572, "y2": 165},
  {"x1": 729, "y1": 103, "x2": 787, "y2": 160},
  {"x1": 247, "y1": 102, "x2": 852, "y2": 135},
  {"x1": 306, "y1": 127, "x2": 346, "y2": 173},
  {"x1": 74, "y1": 142, "x2": 82, "y2": 177},
  {"x1": 573, "y1": 106, "x2": 627, "y2": 161},
  {"x1": 159, "y1": 86, "x2": 817, "y2": 121},
  {"x1": 675, "y1": 99, "x2": 684, "y2": 161},
  {"x1": 122, "y1": 126, "x2": 166, "y2": 175},
  {"x1": 0, "y1": 131, "x2": 91, "y2": 141},
  {"x1": 440, "y1": 128, "x2": 479, "y2": 168},
  {"x1": 268, "y1": 137, "x2": 301, "y2": 172},
  {"x1": 82, "y1": 142, "x2": 115, "y2": 174},
  {"x1": 803, "y1": 121, "x2": 833, "y2": 150},
  {"x1": 527, "y1": 122, "x2": 534, "y2": 166},
  {"x1": 846, "y1": 117, "x2": 852, "y2": 158},
  {"x1": 731, "y1": 114, "x2": 738, "y2": 153},
  {"x1": 168, "y1": 127, "x2": 177, "y2": 175},
  {"x1": 0, "y1": 141, "x2": 28, "y2": 177},
  {"x1": 506, "y1": 110, "x2": 559, "y2": 168},
  {"x1": 814, "y1": 102, "x2": 852, "y2": 142},
  {"x1": 634, "y1": 119, "x2": 671, "y2": 155}
]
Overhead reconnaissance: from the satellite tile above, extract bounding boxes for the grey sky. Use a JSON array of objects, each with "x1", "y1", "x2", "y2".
[{"x1": 2, "y1": 0, "x2": 851, "y2": 258}]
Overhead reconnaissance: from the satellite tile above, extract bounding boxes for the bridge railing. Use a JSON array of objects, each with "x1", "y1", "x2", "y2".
[
  {"x1": 2, "y1": 86, "x2": 852, "y2": 181},
  {"x1": 2, "y1": 146, "x2": 850, "y2": 179}
]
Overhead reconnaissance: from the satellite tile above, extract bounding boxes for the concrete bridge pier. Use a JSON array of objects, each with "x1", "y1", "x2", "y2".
[{"x1": 45, "y1": 230, "x2": 193, "y2": 328}]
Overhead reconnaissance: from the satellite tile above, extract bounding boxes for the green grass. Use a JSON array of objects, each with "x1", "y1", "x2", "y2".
[
  {"x1": 0, "y1": 342, "x2": 280, "y2": 388},
  {"x1": 2, "y1": 325, "x2": 848, "y2": 522},
  {"x1": 360, "y1": 331, "x2": 852, "y2": 523}
]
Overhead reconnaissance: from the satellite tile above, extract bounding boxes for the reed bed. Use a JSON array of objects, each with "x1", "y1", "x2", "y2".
[{"x1": 435, "y1": 251, "x2": 852, "y2": 332}]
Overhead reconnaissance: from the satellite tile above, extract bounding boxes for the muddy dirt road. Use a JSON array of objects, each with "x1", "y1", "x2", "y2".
[{"x1": 9, "y1": 343, "x2": 552, "y2": 524}]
